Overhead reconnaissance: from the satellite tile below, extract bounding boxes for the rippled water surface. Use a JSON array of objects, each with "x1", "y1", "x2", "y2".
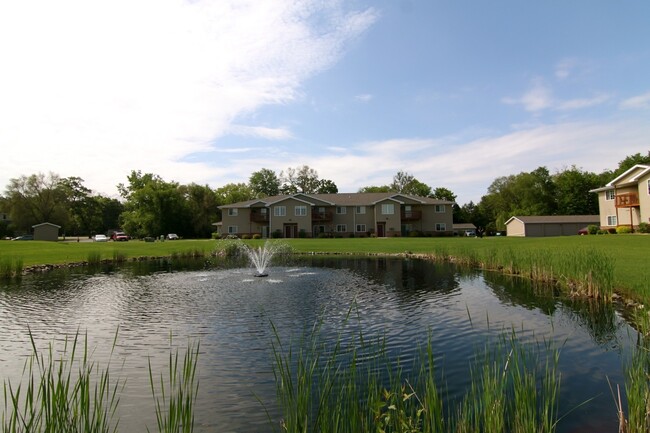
[{"x1": 0, "y1": 257, "x2": 635, "y2": 432}]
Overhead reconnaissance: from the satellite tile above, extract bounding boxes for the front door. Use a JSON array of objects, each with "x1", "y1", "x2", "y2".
[
  {"x1": 377, "y1": 222, "x2": 386, "y2": 237},
  {"x1": 284, "y1": 224, "x2": 297, "y2": 238}
]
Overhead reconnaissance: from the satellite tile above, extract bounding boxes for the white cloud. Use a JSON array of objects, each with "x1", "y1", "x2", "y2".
[
  {"x1": 502, "y1": 78, "x2": 553, "y2": 112},
  {"x1": 557, "y1": 93, "x2": 610, "y2": 110},
  {"x1": 291, "y1": 119, "x2": 650, "y2": 203},
  {"x1": 228, "y1": 125, "x2": 294, "y2": 140},
  {"x1": 619, "y1": 91, "x2": 650, "y2": 110},
  {"x1": 0, "y1": 0, "x2": 377, "y2": 195},
  {"x1": 355, "y1": 94, "x2": 373, "y2": 102},
  {"x1": 555, "y1": 58, "x2": 577, "y2": 80}
]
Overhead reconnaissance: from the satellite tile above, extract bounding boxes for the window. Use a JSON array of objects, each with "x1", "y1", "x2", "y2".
[
  {"x1": 356, "y1": 224, "x2": 366, "y2": 232},
  {"x1": 381, "y1": 203, "x2": 394, "y2": 215},
  {"x1": 295, "y1": 205, "x2": 307, "y2": 216},
  {"x1": 336, "y1": 206, "x2": 347, "y2": 214},
  {"x1": 356, "y1": 206, "x2": 366, "y2": 214},
  {"x1": 336, "y1": 224, "x2": 347, "y2": 232},
  {"x1": 607, "y1": 215, "x2": 617, "y2": 226},
  {"x1": 228, "y1": 208, "x2": 238, "y2": 216},
  {"x1": 605, "y1": 190, "x2": 616, "y2": 200},
  {"x1": 435, "y1": 205, "x2": 445, "y2": 213},
  {"x1": 228, "y1": 226, "x2": 238, "y2": 234},
  {"x1": 435, "y1": 223, "x2": 446, "y2": 231},
  {"x1": 274, "y1": 206, "x2": 286, "y2": 217}
]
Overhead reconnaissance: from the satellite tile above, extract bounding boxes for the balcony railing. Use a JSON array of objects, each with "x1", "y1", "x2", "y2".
[
  {"x1": 615, "y1": 193, "x2": 640, "y2": 208},
  {"x1": 401, "y1": 210, "x2": 422, "y2": 221},
  {"x1": 312, "y1": 211, "x2": 333, "y2": 222},
  {"x1": 250, "y1": 212, "x2": 269, "y2": 223}
]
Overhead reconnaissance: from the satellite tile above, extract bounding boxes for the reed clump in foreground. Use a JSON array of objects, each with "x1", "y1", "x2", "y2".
[
  {"x1": 269, "y1": 322, "x2": 562, "y2": 433},
  {"x1": 1, "y1": 331, "x2": 199, "y2": 433}
]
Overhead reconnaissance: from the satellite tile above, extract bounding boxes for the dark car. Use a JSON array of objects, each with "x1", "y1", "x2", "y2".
[
  {"x1": 111, "y1": 231, "x2": 129, "y2": 241},
  {"x1": 11, "y1": 235, "x2": 34, "y2": 241}
]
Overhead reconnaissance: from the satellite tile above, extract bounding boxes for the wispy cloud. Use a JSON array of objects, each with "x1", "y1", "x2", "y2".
[
  {"x1": 355, "y1": 94, "x2": 374, "y2": 102},
  {"x1": 557, "y1": 93, "x2": 610, "y2": 110},
  {"x1": 0, "y1": 0, "x2": 378, "y2": 194},
  {"x1": 228, "y1": 125, "x2": 294, "y2": 140},
  {"x1": 502, "y1": 78, "x2": 553, "y2": 112},
  {"x1": 619, "y1": 91, "x2": 650, "y2": 110}
]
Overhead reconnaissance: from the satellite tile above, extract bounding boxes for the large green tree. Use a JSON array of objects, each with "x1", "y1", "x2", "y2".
[
  {"x1": 118, "y1": 171, "x2": 190, "y2": 238},
  {"x1": 4, "y1": 172, "x2": 68, "y2": 232},
  {"x1": 552, "y1": 166, "x2": 601, "y2": 215},
  {"x1": 249, "y1": 168, "x2": 281, "y2": 198},
  {"x1": 182, "y1": 183, "x2": 220, "y2": 238}
]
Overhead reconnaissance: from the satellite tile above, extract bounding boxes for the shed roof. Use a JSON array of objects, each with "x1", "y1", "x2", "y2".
[{"x1": 505, "y1": 215, "x2": 599, "y2": 225}]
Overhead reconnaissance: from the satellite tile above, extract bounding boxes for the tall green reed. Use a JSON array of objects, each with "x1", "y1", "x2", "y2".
[
  {"x1": 148, "y1": 338, "x2": 200, "y2": 433},
  {"x1": 269, "y1": 319, "x2": 562, "y2": 433},
  {"x1": 1, "y1": 329, "x2": 122, "y2": 433},
  {"x1": 0, "y1": 257, "x2": 23, "y2": 280}
]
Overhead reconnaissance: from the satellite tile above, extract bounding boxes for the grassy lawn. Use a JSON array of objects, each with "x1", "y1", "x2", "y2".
[{"x1": 1, "y1": 235, "x2": 648, "y2": 301}]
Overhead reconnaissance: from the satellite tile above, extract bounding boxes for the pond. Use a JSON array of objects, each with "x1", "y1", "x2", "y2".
[{"x1": 0, "y1": 256, "x2": 636, "y2": 432}]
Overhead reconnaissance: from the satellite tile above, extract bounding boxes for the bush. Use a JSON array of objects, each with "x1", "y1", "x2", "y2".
[
  {"x1": 252, "y1": 234, "x2": 262, "y2": 239},
  {"x1": 272, "y1": 230, "x2": 282, "y2": 239},
  {"x1": 638, "y1": 222, "x2": 650, "y2": 233},
  {"x1": 211, "y1": 232, "x2": 220, "y2": 239},
  {"x1": 587, "y1": 225, "x2": 599, "y2": 235},
  {"x1": 299, "y1": 229, "x2": 307, "y2": 238},
  {"x1": 617, "y1": 226, "x2": 633, "y2": 234}
]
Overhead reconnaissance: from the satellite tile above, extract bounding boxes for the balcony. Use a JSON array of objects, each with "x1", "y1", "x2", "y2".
[
  {"x1": 250, "y1": 212, "x2": 269, "y2": 223},
  {"x1": 401, "y1": 210, "x2": 422, "y2": 221},
  {"x1": 312, "y1": 211, "x2": 333, "y2": 222},
  {"x1": 615, "y1": 193, "x2": 640, "y2": 208}
]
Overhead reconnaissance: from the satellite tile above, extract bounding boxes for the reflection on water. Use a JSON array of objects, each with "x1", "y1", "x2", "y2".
[{"x1": 0, "y1": 256, "x2": 636, "y2": 433}]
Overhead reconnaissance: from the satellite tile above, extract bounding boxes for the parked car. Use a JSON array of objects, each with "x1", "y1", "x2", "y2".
[
  {"x1": 11, "y1": 235, "x2": 33, "y2": 241},
  {"x1": 167, "y1": 233, "x2": 179, "y2": 240},
  {"x1": 111, "y1": 231, "x2": 129, "y2": 241},
  {"x1": 94, "y1": 234, "x2": 108, "y2": 242},
  {"x1": 578, "y1": 226, "x2": 589, "y2": 235}
]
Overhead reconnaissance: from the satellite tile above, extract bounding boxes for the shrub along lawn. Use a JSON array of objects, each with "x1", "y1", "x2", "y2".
[{"x1": 1, "y1": 235, "x2": 648, "y2": 302}]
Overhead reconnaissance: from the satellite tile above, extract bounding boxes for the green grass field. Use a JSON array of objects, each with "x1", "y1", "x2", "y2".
[{"x1": 1, "y1": 235, "x2": 648, "y2": 301}]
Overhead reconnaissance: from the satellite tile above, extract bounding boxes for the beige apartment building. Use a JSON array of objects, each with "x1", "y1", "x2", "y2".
[
  {"x1": 590, "y1": 164, "x2": 650, "y2": 230},
  {"x1": 216, "y1": 192, "x2": 454, "y2": 238}
]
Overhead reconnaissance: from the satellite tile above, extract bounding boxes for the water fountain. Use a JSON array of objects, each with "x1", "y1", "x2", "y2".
[{"x1": 239, "y1": 241, "x2": 276, "y2": 277}]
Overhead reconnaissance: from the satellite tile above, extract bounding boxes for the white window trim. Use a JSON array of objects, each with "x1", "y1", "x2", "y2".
[
  {"x1": 295, "y1": 206, "x2": 307, "y2": 216},
  {"x1": 605, "y1": 190, "x2": 616, "y2": 200},
  {"x1": 228, "y1": 226, "x2": 238, "y2": 234},
  {"x1": 606, "y1": 215, "x2": 617, "y2": 226},
  {"x1": 274, "y1": 206, "x2": 286, "y2": 217},
  {"x1": 228, "y1": 208, "x2": 238, "y2": 216},
  {"x1": 381, "y1": 203, "x2": 394, "y2": 215},
  {"x1": 336, "y1": 206, "x2": 347, "y2": 214},
  {"x1": 336, "y1": 224, "x2": 347, "y2": 232},
  {"x1": 356, "y1": 206, "x2": 366, "y2": 214},
  {"x1": 435, "y1": 223, "x2": 446, "y2": 231},
  {"x1": 435, "y1": 205, "x2": 445, "y2": 213},
  {"x1": 356, "y1": 224, "x2": 366, "y2": 232}
]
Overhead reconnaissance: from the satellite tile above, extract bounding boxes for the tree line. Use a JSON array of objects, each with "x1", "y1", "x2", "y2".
[{"x1": 1, "y1": 152, "x2": 647, "y2": 238}]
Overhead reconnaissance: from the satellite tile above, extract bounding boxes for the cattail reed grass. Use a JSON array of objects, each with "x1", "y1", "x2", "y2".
[
  {"x1": 112, "y1": 250, "x2": 127, "y2": 263},
  {"x1": 1, "y1": 329, "x2": 122, "y2": 433},
  {"x1": 270, "y1": 320, "x2": 562, "y2": 433},
  {"x1": 87, "y1": 251, "x2": 102, "y2": 266},
  {"x1": 423, "y1": 245, "x2": 615, "y2": 302},
  {"x1": 148, "y1": 338, "x2": 200, "y2": 433},
  {"x1": 0, "y1": 257, "x2": 23, "y2": 279}
]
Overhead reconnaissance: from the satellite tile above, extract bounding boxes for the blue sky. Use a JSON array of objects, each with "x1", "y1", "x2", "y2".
[{"x1": 1, "y1": 1, "x2": 649, "y2": 204}]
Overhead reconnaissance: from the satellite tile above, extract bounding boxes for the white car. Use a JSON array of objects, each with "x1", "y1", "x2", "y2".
[
  {"x1": 94, "y1": 234, "x2": 108, "y2": 242},
  {"x1": 167, "y1": 233, "x2": 179, "y2": 240}
]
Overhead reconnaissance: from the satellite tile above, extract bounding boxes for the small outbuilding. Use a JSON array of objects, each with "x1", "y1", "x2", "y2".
[
  {"x1": 505, "y1": 215, "x2": 600, "y2": 237},
  {"x1": 452, "y1": 223, "x2": 476, "y2": 236},
  {"x1": 32, "y1": 222, "x2": 61, "y2": 241}
]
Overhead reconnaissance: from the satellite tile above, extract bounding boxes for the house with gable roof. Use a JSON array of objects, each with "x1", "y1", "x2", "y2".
[
  {"x1": 590, "y1": 164, "x2": 650, "y2": 230},
  {"x1": 216, "y1": 192, "x2": 454, "y2": 238}
]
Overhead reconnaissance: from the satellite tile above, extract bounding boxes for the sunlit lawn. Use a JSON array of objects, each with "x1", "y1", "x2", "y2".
[{"x1": 1, "y1": 235, "x2": 648, "y2": 301}]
